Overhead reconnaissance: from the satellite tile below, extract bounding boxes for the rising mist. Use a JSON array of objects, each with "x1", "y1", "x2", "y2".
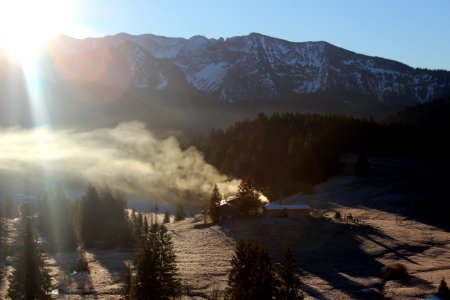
[{"x1": 0, "y1": 121, "x2": 239, "y2": 206}]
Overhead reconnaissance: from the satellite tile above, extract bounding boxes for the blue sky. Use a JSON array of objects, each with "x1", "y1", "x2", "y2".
[{"x1": 74, "y1": 0, "x2": 450, "y2": 70}]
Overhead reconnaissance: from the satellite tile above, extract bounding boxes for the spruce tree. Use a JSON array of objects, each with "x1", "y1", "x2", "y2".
[
  {"x1": 78, "y1": 185, "x2": 103, "y2": 248},
  {"x1": 437, "y1": 278, "x2": 450, "y2": 299},
  {"x1": 99, "y1": 187, "x2": 127, "y2": 248},
  {"x1": 236, "y1": 180, "x2": 262, "y2": 217},
  {"x1": 174, "y1": 203, "x2": 185, "y2": 221},
  {"x1": 123, "y1": 263, "x2": 133, "y2": 298},
  {"x1": 278, "y1": 248, "x2": 304, "y2": 300},
  {"x1": 163, "y1": 210, "x2": 170, "y2": 224},
  {"x1": 128, "y1": 223, "x2": 180, "y2": 299},
  {"x1": 225, "y1": 239, "x2": 277, "y2": 300},
  {"x1": 8, "y1": 205, "x2": 51, "y2": 299},
  {"x1": 36, "y1": 189, "x2": 77, "y2": 252},
  {"x1": 134, "y1": 212, "x2": 144, "y2": 239},
  {"x1": 209, "y1": 184, "x2": 221, "y2": 223}
]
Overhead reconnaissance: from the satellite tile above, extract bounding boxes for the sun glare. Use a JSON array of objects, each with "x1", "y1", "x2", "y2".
[{"x1": 0, "y1": 0, "x2": 78, "y2": 61}]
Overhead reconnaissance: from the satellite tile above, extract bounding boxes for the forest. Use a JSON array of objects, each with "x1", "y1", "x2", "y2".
[{"x1": 195, "y1": 98, "x2": 450, "y2": 199}]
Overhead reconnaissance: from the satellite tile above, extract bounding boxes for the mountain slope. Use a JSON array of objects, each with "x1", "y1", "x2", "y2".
[
  {"x1": 47, "y1": 32, "x2": 450, "y2": 106},
  {"x1": 1, "y1": 33, "x2": 450, "y2": 132}
]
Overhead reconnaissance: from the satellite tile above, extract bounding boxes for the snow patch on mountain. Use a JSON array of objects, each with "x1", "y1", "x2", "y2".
[{"x1": 186, "y1": 62, "x2": 229, "y2": 92}]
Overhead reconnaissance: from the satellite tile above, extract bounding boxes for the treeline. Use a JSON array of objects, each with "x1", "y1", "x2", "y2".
[
  {"x1": 0, "y1": 185, "x2": 188, "y2": 253},
  {"x1": 385, "y1": 97, "x2": 450, "y2": 128},
  {"x1": 33, "y1": 185, "x2": 188, "y2": 251},
  {"x1": 1, "y1": 186, "x2": 186, "y2": 299},
  {"x1": 196, "y1": 101, "x2": 450, "y2": 198},
  {"x1": 32, "y1": 185, "x2": 132, "y2": 251}
]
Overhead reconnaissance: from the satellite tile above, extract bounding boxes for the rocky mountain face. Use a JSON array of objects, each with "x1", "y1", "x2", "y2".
[
  {"x1": 46, "y1": 32, "x2": 450, "y2": 106},
  {"x1": 1, "y1": 32, "x2": 450, "y2": 133}
]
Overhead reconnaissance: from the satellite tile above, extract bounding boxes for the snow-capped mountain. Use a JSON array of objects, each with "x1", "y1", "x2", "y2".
[{"x1": 47, "y1": 32, "x2": 450, "y2": 106}]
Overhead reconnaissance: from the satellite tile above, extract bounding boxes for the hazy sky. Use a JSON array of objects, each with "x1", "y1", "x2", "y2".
[{"x1": 72, "y1": 0, "x2": 450, "y2": 70}]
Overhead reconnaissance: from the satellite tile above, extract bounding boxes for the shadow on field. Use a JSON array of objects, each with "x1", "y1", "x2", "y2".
[
  {"x1": 48, "y1": 251, "x2": 98, "y2": 296},
  {"x1": 214, "y1": 215, "x2": 391, "y2": 299},
  {"x1": 296, "y1": 156, "x2": 450, "y2": 232},
  {"x1": 352, "y1": 157, "x2": 450, "y2": 231},
  {"x1": 90, "y1": 249, "x2": 132, "y2": 286}
]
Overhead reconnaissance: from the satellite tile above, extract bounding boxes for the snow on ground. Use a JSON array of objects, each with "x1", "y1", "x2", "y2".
[
  {"x1": 168, "y1": 220, "x2": 235, "y2": 299},
  {"x1": 0, "y1": 155, "x2": 449, "y2": 299},
  {"x1": 44, "y1": 249, "x2": 131, "y2": 299}
]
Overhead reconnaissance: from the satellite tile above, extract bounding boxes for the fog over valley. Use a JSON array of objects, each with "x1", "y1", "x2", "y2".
[{"x1": 0, "y1": 121, "x2": 239, "y2": 206}]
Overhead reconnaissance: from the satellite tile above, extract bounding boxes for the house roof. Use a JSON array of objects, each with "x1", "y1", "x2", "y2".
[{"x1": 265, "y1": 203, "x2": 311, "y2": 210}]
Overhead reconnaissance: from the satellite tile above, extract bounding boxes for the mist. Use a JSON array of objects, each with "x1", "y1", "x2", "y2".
[{"x1": 0, "y1": 121, "x2": 240, "y2": 206}]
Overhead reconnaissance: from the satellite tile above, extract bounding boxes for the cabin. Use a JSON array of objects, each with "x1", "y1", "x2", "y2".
[
  {"x1": 264, "y1": 203, "x2": 311, "y2": 217},
  {"x1": 218, "y1": 196, "x2": 241, "y2": 219}
]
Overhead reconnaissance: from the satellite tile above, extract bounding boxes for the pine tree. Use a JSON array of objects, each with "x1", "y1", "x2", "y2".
[
  {"x1": 128, "y1": 223, "x2": 180, "y2": 299},
  {"x1": 36, "y1": 189, "x2": 77, "y2": 252},
  {"x1": 225, "y1": 239, "x2": 277, "y2": 300},
  {"x1": 163, "y1": 210, "x2": 170, "y2": 224},
  {"x1": 277, "y1": 248, "x2": 304, "y2": 300},
  {"x1": 174, "y1": 203, "x2": 185, "y2": 221},
  {"x1": 99, "y1": 187, "x2": 127, "y2": 248},
  {"x1": 123, "y1": 263, "x2": 133, "y2": 298},
  {"x1": 236, "y1": 180, "x2": 262, "y2": 217},
  {"x1": 134, "y1": 212, "x2": 144, "y2": 238},
  {"x1": 437, "y1": 278, "x2": 450, "y2": 299},
  {"x1": 8, "y1": 205, "x2": 51, "y2": 299},
  {"x1": 78, "y1": 185, "x2": 103, "y2": 248},
  {"x1": 77, "y1": 185, "x2": 130, "y2": 249},
  {"x1": 209, "y1": 184, "x2": 221, "y2": 223},
  {"x1": 154, "y1": 203, "x2": 159, "y2": 223}
]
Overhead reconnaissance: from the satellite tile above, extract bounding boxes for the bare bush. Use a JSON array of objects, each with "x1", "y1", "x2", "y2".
[{"x1": 382, "y1": 263, "x2": 408, "y2": 281}]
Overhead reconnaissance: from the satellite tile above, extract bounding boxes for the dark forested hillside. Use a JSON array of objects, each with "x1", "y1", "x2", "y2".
[
  {"x1": 384, "y1": 97, "x2": 450, "y2": 127},
  {"x1": 196, "y1": 108, "x2": 449, "y2": 199}
]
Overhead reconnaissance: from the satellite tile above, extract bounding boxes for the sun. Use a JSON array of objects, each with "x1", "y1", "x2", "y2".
[{"x1": 0, "y1": 0, "x2": 78, "y2": 61}]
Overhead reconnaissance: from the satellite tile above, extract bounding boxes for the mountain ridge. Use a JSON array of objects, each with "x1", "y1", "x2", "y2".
[
  {"x1": 47, "y1": 32, "x2": 450, "y2": 107},
  {"x1": 1, "y1": 32, "x2": 450, "y2": 132}
]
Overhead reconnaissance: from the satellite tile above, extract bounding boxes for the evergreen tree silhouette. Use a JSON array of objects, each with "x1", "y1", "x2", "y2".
[
  {"x1": 163, "y1": 210, "x2": 170, "y2": 224},
  {"x1": 127, "y1": 223, "x2": 180, "y2": 299},
  {"x1": 8, "y1": 205, "x2": 51, "y2": 299},
  {"x1": 225, "y1": 239, "x2": 276, "y2": 300},
  {"x1": 209, "y1": 184, "x2": 221, "y2": 223},
  {"x1": 437, "y1": 278, "x2": 450, "y2": 299},
  {"x1": 174, "y1": 203, "x2": 185, "y2": 221},
  {"x1": 236, "y1": 180, "x2": 261, "y2": 217},
  {"x1": 278, "y1": 248, "x2": 304, "y2": 300}
]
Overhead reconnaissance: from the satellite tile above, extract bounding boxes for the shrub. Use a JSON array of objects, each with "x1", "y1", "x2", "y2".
[{"x1": 381, "y1": 263, "x2": 408, "y2": 281}]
